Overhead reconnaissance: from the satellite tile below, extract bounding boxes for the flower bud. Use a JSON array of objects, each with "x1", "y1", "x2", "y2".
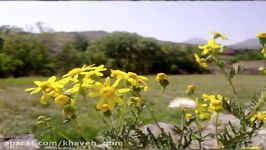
[
  {"x1": 186, "y1": 85, "x2": 196, "y2": 96},
  {"x1": 256, "y1": 32, "x2": 266, "y2": 45},
  {"x1": 63, "y1": 106, "x2": 76, "y2": 119},
  {"x1": 55, "y1": 95, "x2": 71, "y2": 106},
  {"x1": 155, "y1": 73, "x2": 167, "y2": 81},
  {"x1": 185, "y1": 113, "x2": 193, "y2": 120}
]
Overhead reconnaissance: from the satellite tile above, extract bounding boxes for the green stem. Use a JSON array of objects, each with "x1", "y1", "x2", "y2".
[
  {"x1": 180, "y1": 109, "x2": 185, "y2": 147},
  {"x1": 148, "y1": 107, "x2": 163, "y2": 133},
  {"x1": 221, "y1": 67, "x2": 238, "y2": 101},
  {"x1": 195, "y1": 120, "x2": 202, "y2": 149},
  {"x1": 56, "y1": 130, "x2": 73, "y2": 141},
  {"x1": 215, "y1": 112, "x2": 221, "y2": 149},
  {"x1": 154, "y1": 87, "x2": 165, "y2": 109},
  {"x1": 108, "y1": 116, "x2": 114, "y2": 129},
  {"x1": 119, "y1": 103, "x2": 126, "y2": 134},
  {"x1": 211, "y1": 54, "x2": 239, "y2": 103},
  {"x1": 47, "y1": 122, "x2": 73, "y2": 142},
  {"x1": 71, "y1": 119, "x2": 88, "y2": 141}
]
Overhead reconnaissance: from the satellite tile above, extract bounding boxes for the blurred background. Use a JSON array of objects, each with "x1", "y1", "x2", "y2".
[{"x1": 0, "y1": 2, "x2": 266, "y2": 77}]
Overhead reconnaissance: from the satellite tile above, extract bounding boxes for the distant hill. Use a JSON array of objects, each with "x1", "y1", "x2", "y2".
[
  {"x1": 228, "y1": 38, "x2": 261, "y2": 50},
  {"x1": 33, "y1": 30, "x2": 263, "y2": 51},
  {"x1": 33, "y1": 31, "x2": 109, "y2": 52},
  {"x1": 183, "y1": 37, "x2": 262, "y2": 50},
  {"x1": 56, "y1": 31, "x2": 109, "y2": 41},
  {"x1": 183, "y1": 37, "x2": 207, "y2": 45}
]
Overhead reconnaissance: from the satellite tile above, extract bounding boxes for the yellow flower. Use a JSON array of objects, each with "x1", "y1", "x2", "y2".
[
  {"x1": 110, "y1": 69, "x2": 127, "y2": 78},
  {"x1": 25, "y1": 76, "x2": 64, "y2": 104},
  {"x1": 256, "y1": 32, "x2": 266, "y2": 39},
  {"x1": 199, "y1": 44, "x2": 212, "y2": 56},
  {"x1": 194, "y1": 54, "x2": 208, "y2": 69},
  {"x1": 89, "y1": 77, "x2": 131, "y2": 110},
  {"x1": 199, "y1": 39, "x2": 222, "y2": 55},
  {"x1": 63, "y1": 65, "x2": 95, "y2": 79},
  {"x1": 195, "y1": 99, "x2": 211, "y2": 121},
  {"x1": 55, "y1": 95, "x2": 70, "y2": 106},
  {"x1": 127, "y1": 72, "x2": 148, "y2": 86},
  {"x1": 202, "y1": 94, "x2": 223, "y2": 113},
  {"x1": 250, "y1": 112, "x2": 266, "y2": 123},
  {"x1": 86, "y1": 64, "x2": 107, "y2": 77},
  {"x1": 25, "y1": 76, "x2": 57, "y2": 95},
  {"x1": 111, "y1": 70, "x2": 148, "y2": 87},
  {"x1": 81, "y1": 78, "x2": 95, "y2": 88},
  {"x1": 155, "y1": 73, "x2": 167, "y2": 81},
  {"x1": 208, "y1": 105, "x2": 223, "y2": 113},
  {"x1": 210, "y1": 32, "x2": 228, "y2": 40},
  {"x1": 65, "y1": 84, "x2": 80, "y2": 95}
]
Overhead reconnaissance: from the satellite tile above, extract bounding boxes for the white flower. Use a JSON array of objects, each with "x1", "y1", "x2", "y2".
[{"x1": 169, "y1": 97, "x2": 196, "y2": 109}]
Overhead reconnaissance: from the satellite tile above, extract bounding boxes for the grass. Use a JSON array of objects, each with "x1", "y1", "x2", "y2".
[{"x1": 0, "y1": 74, "x2": 265, "y2": 142}]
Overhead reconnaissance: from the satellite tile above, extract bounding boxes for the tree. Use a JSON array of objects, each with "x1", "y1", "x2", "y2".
[
  {"x1": 55, "y1": 42, "x2": 84, "y2": 73},
  {"x1": 0, "y1": 53, "x2": 21, "y2": 77},
  {"x1": 73, "y1": 33, "x2": 89, "y2": 52},
  {"x1": 1, "y1": 32, "x2": 53, "y2": 76}
]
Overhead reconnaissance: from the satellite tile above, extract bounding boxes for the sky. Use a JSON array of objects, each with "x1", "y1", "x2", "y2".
[{"x1": 0, "y1": 1, "x2": 265, "y2": 44}]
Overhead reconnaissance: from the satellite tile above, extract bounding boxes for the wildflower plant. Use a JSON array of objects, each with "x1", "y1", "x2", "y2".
[{"x1": 25, "y1": 32, "x2": 266, "y2": 149}]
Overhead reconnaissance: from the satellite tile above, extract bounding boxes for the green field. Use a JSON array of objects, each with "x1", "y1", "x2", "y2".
[{"x1": 0, "y1": 75, "x2": 265, "y2": 142}]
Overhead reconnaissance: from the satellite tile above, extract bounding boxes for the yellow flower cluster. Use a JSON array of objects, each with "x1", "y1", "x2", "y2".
[
  {"x1": 256, "y1": 32, "x2": 266, "y2": 58},
  {"x1": 194, "y1": 94, "x2": 224, "y2": 121},
  {"x1": 202, "y1": 94, "x2": 224, "y2": 113},
  {"x1": 111, "y1": 70, "x2": 148, "y2": 91},
  {"x1": 194, "y1": 54, "x2": 208, "y2": 69},
  {"x1": 25, "y1": 76, "x2": 68, "y2": 105},
  {"x1": 194, "y1": 32, "x2": 227, "y2": 69},
  {"x1": 195, "y1": 99, "x2": 211, "y2": 121},
  {"x1": 250, "y1": 111, "x2": 266, "y2": 123},
  {"x1": 199, "y1": 39, "x2": 224, "y2": 56},
  {"x1": 256, "y1": 33, "x2": 266, "y2": 39},
  {"x1": 26, "y1": 65, "x2": 148, "y2": 114}
]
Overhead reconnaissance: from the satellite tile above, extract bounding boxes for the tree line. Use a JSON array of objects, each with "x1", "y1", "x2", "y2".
[{"x1": 0, "y1": 25, "x2": 204, "y2": 78}]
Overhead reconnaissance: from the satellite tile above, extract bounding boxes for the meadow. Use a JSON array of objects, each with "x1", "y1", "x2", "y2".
[{"x1": 0, "y1": 74, "x2": 265, "y2": 142}]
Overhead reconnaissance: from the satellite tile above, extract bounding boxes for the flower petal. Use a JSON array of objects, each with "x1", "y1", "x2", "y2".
[
  {"x1": 112, "y1": 78, "x2": 121, "y2": 88},
  {"x1": 30, "y1": 87, "x2": 41, "y2": 95},
  {"x1": 48, "y1": 76, "x2": 57, "y2": 82},
  {"x1": 105, "y1": 77, "x2": 111, "y2": 86},
  {"x1": 88, "y1": 92, "x2": 101, "y2": 97},
  {"x1": 117, "y1": 88, "x2": 131, "y2": 93}
]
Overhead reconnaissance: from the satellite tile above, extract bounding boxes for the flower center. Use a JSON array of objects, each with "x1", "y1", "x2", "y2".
[
  {"x1": 55, "y1": 95, "x2": 70, "y2": 106},
  {"x1": 101, "y1": 87, "x2": 115, "y2": 98}
]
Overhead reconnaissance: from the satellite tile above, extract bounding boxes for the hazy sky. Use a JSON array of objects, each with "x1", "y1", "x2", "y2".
[{"x1": 0, "y1": 1, "x2": 265, "y2": 44}]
